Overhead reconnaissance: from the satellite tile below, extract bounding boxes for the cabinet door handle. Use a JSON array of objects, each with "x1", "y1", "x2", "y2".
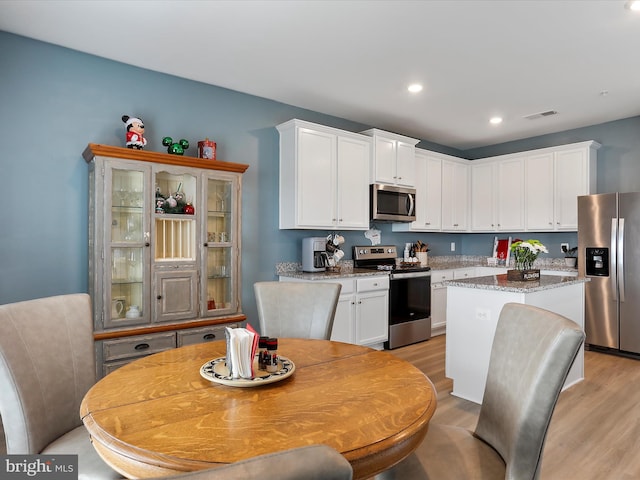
[
  {"x1": 157, "y1": 295, "x2": 162, "y2": 300},
  {"x1": 134, "y1": 343, "x2": 150, "y2": 351},
  {"x1": 145, "y1": 242, "x2": 150, "y2": 247}
]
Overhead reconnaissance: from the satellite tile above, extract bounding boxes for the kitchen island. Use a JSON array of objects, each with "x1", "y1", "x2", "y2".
[{"x1": 444, "y1": 273, "x2": 588, "y2": 404}]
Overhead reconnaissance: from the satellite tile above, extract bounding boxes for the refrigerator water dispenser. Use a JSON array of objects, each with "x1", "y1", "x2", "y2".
[{"x1": 585, "y1": 247, "x2": 609, "y2": 277}]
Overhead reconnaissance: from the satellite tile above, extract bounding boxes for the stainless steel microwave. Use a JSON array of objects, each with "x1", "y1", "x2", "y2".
[{"x1": 370, "y1": 184, "x2": 416, "y2": 222}]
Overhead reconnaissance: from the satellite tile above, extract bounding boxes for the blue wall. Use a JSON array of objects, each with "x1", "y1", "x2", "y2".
[{"x1": 1, "y1": 31, "x2": 638, "y2": 323}]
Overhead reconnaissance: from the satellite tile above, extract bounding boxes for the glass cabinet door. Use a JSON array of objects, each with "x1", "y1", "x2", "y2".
[
  {"x1": 204, "y1": 176, "x2": 235, "y2": 314},
  {"x1": 152, "y1": 168, "x2": 198, "y2": 322},
  {"x1": 107, "y1": 166, "x2": 149, "y2": 328}
]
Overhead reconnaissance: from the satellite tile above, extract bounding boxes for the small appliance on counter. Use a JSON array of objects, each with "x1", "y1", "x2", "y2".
[{"x1": 302, "y1": 237, "x2": 329, "y2": 272}]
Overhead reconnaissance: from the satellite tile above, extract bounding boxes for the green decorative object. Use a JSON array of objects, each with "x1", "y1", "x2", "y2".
[{"x1": 162, "y1": 137, "x2": 190, "y2": 155}]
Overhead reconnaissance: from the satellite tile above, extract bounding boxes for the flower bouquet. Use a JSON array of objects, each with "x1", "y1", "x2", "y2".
[{"x1": 507, "y1": 239, "x2": 548, "y2": 281}]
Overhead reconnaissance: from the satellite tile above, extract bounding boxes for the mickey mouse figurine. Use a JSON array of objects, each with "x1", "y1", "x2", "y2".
[{"x1": 122, "y1": 115, "x2": 147, "y2": 150}]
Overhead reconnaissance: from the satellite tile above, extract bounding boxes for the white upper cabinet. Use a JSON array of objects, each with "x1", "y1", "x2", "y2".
[
  {"x1": 470, "y1": 157, "x2": 524, "y2": 231},
  {"x1": 525, "y1": 142, "x2": 600, "y2": 231},
  {"x1": 525, "y1": 152, "x2": 555, "y2": 230},
  {"x1": 278, "y1": 119, "x2": 371, "y2": 230},
  {"x1": 441, "y1": 157, "x2": 470, "y2": 231},
  {"x1": 360, "y1": 128, "x2": 419, "y2": 187},
  {"x1": 393, "y1": 149, "x2": 443, "y2": 232}
]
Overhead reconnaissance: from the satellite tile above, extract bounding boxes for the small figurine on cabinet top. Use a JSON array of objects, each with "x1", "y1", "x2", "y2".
[
  {"x1": 121, "y1": 115, "x2": 147, "y2": 150},
  {"x1": 162, "y1": 136, "x2": 189, "y2": 155}
]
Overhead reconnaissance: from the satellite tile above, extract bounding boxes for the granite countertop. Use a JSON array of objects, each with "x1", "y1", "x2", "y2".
[
  {"x1": 443, "y1": 273, "x2": 589, "y2": 293},
  {"x1": 276, "y1": 255, "x2": 578, "y2": 281},
  {"x1": 278, "y1": 264, "x2": 388, "y2": 280}
]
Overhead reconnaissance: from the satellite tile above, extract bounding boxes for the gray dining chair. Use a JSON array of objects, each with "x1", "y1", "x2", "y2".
[
  {"x1": 150, "y1": 445, "x2": 353, "y2": 480},
  {"x1": 0, "y1": 294, "x2": 122, "y2": 480},
  {"x1": 254, "y1": 282, "x2": 341, "y2": 339},
  {"x1": 377, "y1": 302, "x2": 585, "y2": 480}
]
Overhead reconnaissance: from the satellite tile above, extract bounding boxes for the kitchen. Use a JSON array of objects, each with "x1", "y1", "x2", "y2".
[
  {"x1": 2, "y1": 2, "x2": 640, "y2": 477},
  {"x1": 3, "y1": 2, "x2": 640, "y2": 319},
  {"x1": 276, "y1": 117, "x2": 589, "y2": 339}
]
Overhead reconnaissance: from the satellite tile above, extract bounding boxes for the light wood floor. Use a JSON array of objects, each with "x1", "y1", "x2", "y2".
[
  {"x1": 390, "y1": 335, "x2": 640, "y2": 480},
  {"x1": 2, "y1": 336, "x2": 638, "y2": 479}
]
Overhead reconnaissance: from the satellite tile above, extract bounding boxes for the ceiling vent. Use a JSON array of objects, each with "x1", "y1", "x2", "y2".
[{"x1": 523, "y1": 110, "x2": 558, "y2": 120}]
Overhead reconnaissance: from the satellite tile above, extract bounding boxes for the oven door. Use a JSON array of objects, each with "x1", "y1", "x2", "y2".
[{"x1": 386, "y1": 271, "x2": 431, "y2": 349}]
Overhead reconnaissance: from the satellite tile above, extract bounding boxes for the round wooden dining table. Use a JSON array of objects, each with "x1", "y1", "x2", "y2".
[{"x1": 81, "y1": 338, "x2": 437, "y2": 479}]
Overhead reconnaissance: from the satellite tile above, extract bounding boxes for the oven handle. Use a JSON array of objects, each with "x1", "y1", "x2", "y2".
[{"x1": 391, "y1": 271, "x2": 431, "y2": 280}]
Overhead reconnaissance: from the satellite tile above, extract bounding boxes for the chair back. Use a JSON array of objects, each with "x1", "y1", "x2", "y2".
[
  {"x1": 0, "y1": 293, "x2": 96, "y2": 454},
  {"x1": 474, "y1": 302, "x2": 585, "y2": 480},
  {"x1": 254, "y1": 282, "x2": 341, "y2": 339}
]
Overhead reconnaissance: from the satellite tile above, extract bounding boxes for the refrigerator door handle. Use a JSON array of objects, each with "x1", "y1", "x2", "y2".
[
  {"x1": 619, "y1": 217, "x2": 625, "y2": 303},
  {"x1": 611, "y1": 218, "x2": 618, "y2": 301}
]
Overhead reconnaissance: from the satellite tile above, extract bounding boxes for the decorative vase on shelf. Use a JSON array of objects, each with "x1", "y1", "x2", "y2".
[{"x1": 507, "y1": 239, "x2": 547, "y2": 282}]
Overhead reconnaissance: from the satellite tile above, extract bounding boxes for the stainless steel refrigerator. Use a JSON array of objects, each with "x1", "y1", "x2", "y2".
[{"x1": 578, "y1": 193, "x2": 640, "y2": 355}]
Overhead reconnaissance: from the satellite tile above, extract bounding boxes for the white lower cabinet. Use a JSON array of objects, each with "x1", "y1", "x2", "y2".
[{"x1": 279, "y1": 275, "x2": 389, "y2": 349}]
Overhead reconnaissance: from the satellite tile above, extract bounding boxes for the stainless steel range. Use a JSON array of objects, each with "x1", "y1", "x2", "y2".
[{"x1": 353, "y1": 246, "x2": 431, "y2": 349}]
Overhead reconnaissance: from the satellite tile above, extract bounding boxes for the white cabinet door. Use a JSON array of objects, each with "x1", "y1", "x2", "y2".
[
  {"x1": 278, "y1": 119, "x2": 371, "y2": 231},
  {"x1": 396, "y1": 141, "x2": 416, "y2": 187},
  {"x1": 331, "y1": 294, "x2": 356, "y2": 344},
  {"x1": 525, "y1": 152, "x2": 555, "y2": 230},
  {"x1": 470, "y1": 162, "x2": 496, "y2": 231},
  {"x1": 294, "y1": 127, "x2": 337, "y2": 228},
  {"x1": 424, "y1": 154, "x2": 443, "y2": 230},
  {"x1": 372, "y1": 136, "x2": 397, "y2": 185},
  {"x1": 442, "y1": 159, "x2": 469, "y2": 231},
  {"x1": 336, "y1": 136, "x2": 370, "y2": 229},
  {"x1": 355, "y1": 289, "x2": 389, "y2": 345},
  {"x1": 496, "y1": 157, "x2": 525, "y2": 231},
  {"x1": 555, "y1": 148, "x2": 589, "y2": 230},
  {"x1": 525, "y1": 143, "x2": 597, "y2": 231},
  {"x1": 431, "y1": 269, "x2": 455, "y2": 336},
  {"x1": 362, "y1": 128, "x2": 419, "y2": 187},
  {"x1": 471, "y1": 158, "x2": 524, "y2": 232}
]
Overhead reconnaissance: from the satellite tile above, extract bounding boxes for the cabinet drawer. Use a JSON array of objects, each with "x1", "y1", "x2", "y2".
[
  {"x1": 177, "y1": 324, "x2": 237, "y2": 347},
  {"x1": 102, "y1": 332, "x2": 176, "y2": 362},
  {"x1": 102, "y1": 359, "x2": 133, "y2": 377},
  {"x1": 453, "y1": 268, "x2": 476, "y2": 279},
  {"x1": 431, "y1": 270, "x2": 454, "y2": 282},
  {"x1": 356, "y1": 276, "x2": 389, "y2": 292},
  {"x1": 330, "y1": 278, "x2": 355, "y2": 295}
]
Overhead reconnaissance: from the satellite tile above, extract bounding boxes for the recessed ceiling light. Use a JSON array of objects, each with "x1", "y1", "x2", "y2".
[
  {"x1": 407, "y1": 84, "x2": 423, "y2": 93},
  {"x1": 489, "y1": 117, "x2": 503, "y2": 125},
  {"x1": 625, "y1": 1, "x2": 640, "y2": 11}
]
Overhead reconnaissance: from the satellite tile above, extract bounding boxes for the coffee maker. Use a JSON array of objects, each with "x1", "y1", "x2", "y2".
[{"x1": 302, "y1": 237, "x2": 328, "y2": 272}]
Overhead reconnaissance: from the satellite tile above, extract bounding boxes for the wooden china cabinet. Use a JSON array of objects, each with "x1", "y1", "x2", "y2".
[{"x1": 84, "y1": 144, "x2": 248, "y2": 377}]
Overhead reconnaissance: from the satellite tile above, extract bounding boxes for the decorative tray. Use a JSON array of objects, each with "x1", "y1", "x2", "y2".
[{"x1": 200, "y1": 356, "x2": 295, "y2": 387}]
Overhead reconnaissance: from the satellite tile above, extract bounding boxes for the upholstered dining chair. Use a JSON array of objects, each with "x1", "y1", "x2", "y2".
[
  {"x1": 0, "y1": 294, "x2": 122, "y2": 480},
  {"x1": 254, "y1": 282, "x2": 342, "y2": 339},
  {"x1": 377, "y1": 302, "x2": 585, "y2": 480},
  {"x1": 150, "y1": 445, "x2": 353, "y2": 480}
]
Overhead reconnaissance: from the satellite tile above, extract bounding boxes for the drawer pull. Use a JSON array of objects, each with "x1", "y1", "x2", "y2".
[
  {"x1": 203, "y1": 333, "x2": 216, "y2": 340},
  {"x1": 134, "y1": 343, "x2": 150, "y2": 351}
]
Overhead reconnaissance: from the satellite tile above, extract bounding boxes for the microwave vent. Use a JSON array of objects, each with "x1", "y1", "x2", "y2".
[{"x1": 523, "y1": 110, "x2": 558, "y2": 120}]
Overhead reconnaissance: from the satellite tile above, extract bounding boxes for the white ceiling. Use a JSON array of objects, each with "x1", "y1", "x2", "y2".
[{"x1": 2, "y1": 0, "x2": 640, "y2": 150}]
